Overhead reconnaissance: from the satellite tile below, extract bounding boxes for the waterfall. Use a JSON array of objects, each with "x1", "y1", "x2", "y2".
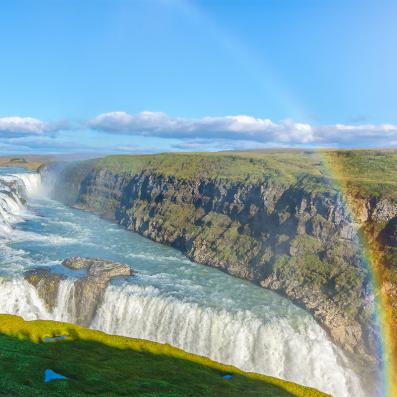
[
  {"x1": 0, "y1": 278, "x2": 49, "y2": 320},
  {"x1": 0, "y1": 169, "x2": 372, "y2": 397},
  {"x1": 0, "y1": 277, "x2": 366, "y2": 397},
  {"x1": 52, "y1": 279, "x2": 77, "y2": 323},
  {"x1": 0, "y1": 176, "x2": 28, "y2": 234},
  {"x1": 0, "y1": 172, "x2": 42, "y2": 236},
  {"x1": 12, "y1": 173, "x2": 43, "y2": 197},
  {"x1": 92, "y1": 284, "x2": 365, "y2": 397}
]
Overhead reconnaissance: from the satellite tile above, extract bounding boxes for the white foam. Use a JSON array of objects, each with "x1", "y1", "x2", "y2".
[
  {"x1": 12, "y1": 173, "x2": 43, "y2": 197},
  {"x1": 0, "y1": 175, "x2": 29, "y2": 233},
  {"x1": 91, "y1": 283, "x2": 364, "y2": 397},
  {"x1": 0, "y1": 278, "x2": 49, "y2": 320},
  {"x1": 0, "y1": 278, "x2": 365, "y2": 397}
]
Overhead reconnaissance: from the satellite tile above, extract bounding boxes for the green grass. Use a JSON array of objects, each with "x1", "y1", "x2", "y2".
[
  {"x1": 95, "y1": 151, "x2": 324, "y2": 185},
  {"x1": 0, "y1": 155, "x2": 53, "y2": 171},
  {"x1": 95, "y1": 149, "x2": 397, "y2": 199},
  {"x1": 0, "y1": 314, "x2": 330, "y2": 397},
  {"x1": 323, "y1": 149, "x2": 397, "y2": 199}
]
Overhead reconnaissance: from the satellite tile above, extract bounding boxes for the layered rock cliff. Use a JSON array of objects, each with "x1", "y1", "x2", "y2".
[{"x1": 42, "y1": 151, "x2": 397, "y2": 364}]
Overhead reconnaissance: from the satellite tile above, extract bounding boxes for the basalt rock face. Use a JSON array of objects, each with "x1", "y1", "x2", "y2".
[
  {"x1": 24, "y1": 257, "x2": 132, "y2": 326},
  {"x1": 45, "y1": 162, "x2": 397, "y2": 361},
  {"x1": 24, "y1": 268, "x2": 65, "y2": 312}
]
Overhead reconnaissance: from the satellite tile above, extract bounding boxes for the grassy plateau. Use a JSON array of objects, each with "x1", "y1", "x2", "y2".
[{"x1": 96, "y1": 149, "x2": 397, "y2": 199}]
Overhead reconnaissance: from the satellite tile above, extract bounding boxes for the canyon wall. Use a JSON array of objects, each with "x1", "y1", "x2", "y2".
[{"x1": 43, "y1": 154, "x2": 397, "y2": 363}]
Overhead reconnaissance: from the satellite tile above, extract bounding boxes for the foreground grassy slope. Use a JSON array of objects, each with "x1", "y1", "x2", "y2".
[{"x1": 0, "y1": 314, "x2": 329, "y2": 397}]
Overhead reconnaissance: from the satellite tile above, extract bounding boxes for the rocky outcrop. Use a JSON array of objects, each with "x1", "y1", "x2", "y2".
[
  {"x1": 25, "y1": 269, "x2": 64, "y2": 311},
  {"x1": 43, "y1": 161, "x2": 397, "y2": 363},
  {"x1": 25, "y1": 257, "x2": 132, "y2": 326},
  {"x1": 261, "y1": 272, "x2": 368, "y2": 357}
]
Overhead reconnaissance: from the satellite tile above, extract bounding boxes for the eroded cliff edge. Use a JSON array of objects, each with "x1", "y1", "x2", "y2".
[
  {"x1": 25, "y1": 257, "x2": 132, "y2": 326},
  {"x1": 42, "y1": 151, "x2": 397, "y2": 364}
]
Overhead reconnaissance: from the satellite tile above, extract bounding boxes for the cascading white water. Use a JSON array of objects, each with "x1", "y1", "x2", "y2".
[
  {"x1": 0, "y1": 278, "x2": 49, "y2": 320},
  {"x1": 92, "y1": 284, "x2": 364, "y2": 397},
  {"x1": 0, "y1": 277, "x2": 365, "y2": 397},
  {"x1": 0, "y1": 169, "x2": 373, "y2": 397},
  {"x1": 0, "y1": 176, "x2": 29, "y2": 234},
  {"x1": 12, "y1": 173, "x2": 43, "y2": 197},
  {"x1": 0, "y1": 172, "x2": 42, "y2": 237},
  {"x1": 52, "y1": 279, "x2": 77, "y2": 323}
]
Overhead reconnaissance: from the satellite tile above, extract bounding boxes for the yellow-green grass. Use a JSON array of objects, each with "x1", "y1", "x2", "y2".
[
  {"x1": 96, "y1": 149, "x2": 397, "y2": 199},
  {"x1": 322, "y1": 149, "x2": 397, "y2": 199},
  {"x1": 0, "y1": 314, "x2": 330, "y2": 397},
  {"x1": 0, "y1": 155, "x2": 53, "y2": 171},
  {"x1": 95, "y1": 151, "x2": 324, "y2": 185}
]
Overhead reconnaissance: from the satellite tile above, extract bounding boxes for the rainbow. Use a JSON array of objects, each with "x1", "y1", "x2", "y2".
[{"x1": 320, "y1": 150, "x2": 395, "y2": 397}]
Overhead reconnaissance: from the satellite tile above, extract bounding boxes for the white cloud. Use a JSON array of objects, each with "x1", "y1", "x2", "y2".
[
  {"x1": 89, "y1": 111, "x2": 397, "y2": 147},
  {"x1": 88, "y1": 111, "x2": 315, "y2": 144},
  {"x1": 313, "y1": 123, "x2": 397, "y2": 146},
  {"x1": 0, "y1": 116, "x2": 64, "y2": 137},
  {"x1": 2, "y1": 112, "x2": 397, "y2": 152},
  {"x1": 0, "y1": 133, "x2": 161, "y2": 155}
]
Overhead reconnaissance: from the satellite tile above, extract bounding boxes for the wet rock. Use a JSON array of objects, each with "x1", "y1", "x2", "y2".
[
  {"x1": 24, "y1": 268, "x2": 65, "y2": 312},
  {"x1": 25, "y1": 257, "x2": 132, "y2": 326},
  {"x1": 261, "y1": 274, "x2": 369, "y2": 360},
  {"x1": 62, "y1": 256, "x2": 132, "y2": 278}
]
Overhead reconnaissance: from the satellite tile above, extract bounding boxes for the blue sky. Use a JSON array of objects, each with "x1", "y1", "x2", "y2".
[{"x1": 0, "y1": 0, "x2": 396, "y2": 154}]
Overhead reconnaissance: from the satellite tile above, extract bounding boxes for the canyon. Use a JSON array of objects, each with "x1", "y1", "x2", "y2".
[{"x1": 43, "y1": 150, "x2": 397, "y2": 369}]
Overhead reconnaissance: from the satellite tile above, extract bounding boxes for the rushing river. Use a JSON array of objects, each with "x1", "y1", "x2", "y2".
[{"x1": 0, "y1": 167, "x2": 370, "y2": 397}]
